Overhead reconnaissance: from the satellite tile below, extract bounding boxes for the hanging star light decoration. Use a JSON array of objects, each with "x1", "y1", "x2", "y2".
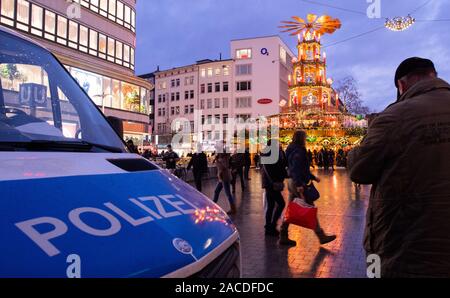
[
  {"x1": 385, "y1": 15, "x2": 416, "y2": 31},
  {"x1": 279, "y1": 14, "x2": 342, "y2": 36}
]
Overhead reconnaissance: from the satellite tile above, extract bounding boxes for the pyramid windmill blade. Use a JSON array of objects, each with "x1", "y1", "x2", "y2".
[
  {"x1": 292, "y1": 16, "x2": 305, "y2": 24},
  {"x1": 281, "y1": 20, "x2": 302, "y2": 25},
  {"x1": 307, "y1": 14, "x2": 318, "y2": 23}
]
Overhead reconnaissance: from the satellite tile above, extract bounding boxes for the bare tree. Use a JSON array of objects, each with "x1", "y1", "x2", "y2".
[{"x1": 335, "y1": 76, "x2": 370, "y2": 115}]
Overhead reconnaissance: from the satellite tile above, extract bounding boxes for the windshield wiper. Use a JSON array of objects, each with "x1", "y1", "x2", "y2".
[{"x1": 0, "y1": 140, "x2": 124, "y2": 153}]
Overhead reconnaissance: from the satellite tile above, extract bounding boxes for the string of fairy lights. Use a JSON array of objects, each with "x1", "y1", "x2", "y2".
[{"x1": 299, "y1": 0, "x2": 449, "y2": 47}]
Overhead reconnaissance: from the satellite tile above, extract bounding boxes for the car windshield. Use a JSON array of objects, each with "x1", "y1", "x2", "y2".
[{"x1": 0, "y1": 30, "x2": 126, "y2": 153}]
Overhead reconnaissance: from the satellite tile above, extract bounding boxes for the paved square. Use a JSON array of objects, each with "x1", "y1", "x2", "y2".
[{"x1": 193, "y1": 168, "x2": 371, "y2": 278}]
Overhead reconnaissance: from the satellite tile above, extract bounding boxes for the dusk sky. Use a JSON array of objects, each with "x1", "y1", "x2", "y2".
[{"x1": 135, "y1": 0, "x2": 450, "y2": 112}]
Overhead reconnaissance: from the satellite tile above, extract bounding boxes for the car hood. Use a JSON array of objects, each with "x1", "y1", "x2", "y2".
[{"x1": 0, "y1": 153, "x2": 238, "y2": 278}]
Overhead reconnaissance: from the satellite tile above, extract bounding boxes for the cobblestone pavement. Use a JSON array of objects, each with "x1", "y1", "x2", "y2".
[{"x1": 192, "y1": 168, "x2": 371, "y2": 278}]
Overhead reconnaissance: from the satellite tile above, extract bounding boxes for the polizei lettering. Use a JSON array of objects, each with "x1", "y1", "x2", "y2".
[{"x1": 14, "y1": 194, "x2": 198, "y2": 257}]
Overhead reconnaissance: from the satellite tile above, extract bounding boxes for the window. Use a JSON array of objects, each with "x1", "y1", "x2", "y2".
[
  {"x1": 117, "y1": 1, "x2": 124, "y2": 22},
  {"x1": 214, "y1": 98, "x2": 220, "y2": 109},
  {"x1": 236, "y1": 114, "x2": 251, "y2": 122},
  {"x1": 176, "y1": 92, "x2": 180, "y2": 101},
  {"x1": 215, "y1": 82, "x2": 221, "y2": 92},
  {"x1": 56, "y1": 16, "x2": 67, "y2": 44},
  {"x1": 200, "y1": 84, "x2": 205, "y2": 94},
  {"x1": 90, "y1": 30, "x2": 98, "y2": 55},
  {"x1": 108, "y1": 0, "x2": 116, "y2": 21},
  {"x1": 171, "y1": 79, "x2": 175, "y2": 88},
  {"x1": 44, "y1": 10, "x2": 56, "y2": 40},
  {"x1": 207, "y1": 68, "x2": 213, "y2": 77},
  {"x1": 176, "y1": 78, "x2": 180, "y2": 86},
  {"x1": 215, "y1": 68, "x2": 221, "y2": 76},
  {"x1": 176, "y1": 106, "x2": 180, "y2": 115},
  {"x1": 223, "y1": 114, "x2": 228, "y2": 124},
  {"x1": 171, "y1": 93, "x2": 175, "y2": 101},
  {"x1": 207, "y1": 115, "x2": 212, "y2": 125},
  {"x1": 201, "y1": 68, "x2": 206, "y2": 78},
  {"x1": 215, "y1": 115, "x2": 221, "y2": 124},
  {"x1": 185, "y1": 91, "x2": 189, "y2": 100},
  {"x1": 115, "y1": 40, "x2": 123, "y2": 63},
  {"x1": 223, "y1": 66, "x2": 230, "y2": 76},
  {"x1": 171, "y1": 107, "x2": 175, "y2": 115},
  {"x1": 200, "y1": 99, "x2": 205, "y2": 109},
  {"x1": 236, "y1": 48, "x2": 252, "y2": 59},
  {"x1": 16, "y1": 0, "x2": 30, "y2": 31},
  {"x1": 184, "y1": 105, "x2": 189, "y2": 114},
  {"x1": 98, "y1": 33, "x2": 107, "y2": 58},
  {"x1": 280, "y1": 46, "x2": 287, "y2": 64},
  {"x1": 31, "y1": 4, "x2": 43, "y2": 35},
  {"x1": 190, "y1": 105, "x2": 194, "y2": 113},
  {"x1": 207, "y1": 83, "x2": 212, "y2": 93},
  {"x1": 236, "y1": 97, "x2": 252, "y2": 108},
  {"x1": 223, "y1": 98, "x2": 228, "y2": 109},
  {"x1": 68, "y1": 21, "x2": 78, "y2": 48},
  {"x1": 190, "y1": 90, "x2": 194, "y2": 99},
  {"x1": 0, "y1": 0, "x2": 15, "y2": 26},
  {"x1": 207, "y1": 99, "x2": 212, "y2": 109},
  {"x1": 223, "y1": 82, "x2": 229, "y2": 92},
  {"x1": 79, "y1": 25, "x2": 89, "y2": 52},
  {"x1": 158, "y1": 95, "x2": 162, "y2": 103},
  {"x1": 236, "y1": 64, "x2": 252, "y2": 76},
  {"x1": 236, "y1": 81, "x2": 252, "y2": 91}
]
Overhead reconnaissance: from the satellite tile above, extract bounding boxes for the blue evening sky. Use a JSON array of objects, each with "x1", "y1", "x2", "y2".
[{"x1": 135, "y1": 0, "x2": 450, "y2": 112}]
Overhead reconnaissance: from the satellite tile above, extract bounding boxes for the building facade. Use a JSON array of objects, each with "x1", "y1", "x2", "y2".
[
  {"x1": 141, "y1": 36, "x2": 294, "y2": 153},
  {"x1": 0, "y1": 0, "x2": 153, "y2": 145}
]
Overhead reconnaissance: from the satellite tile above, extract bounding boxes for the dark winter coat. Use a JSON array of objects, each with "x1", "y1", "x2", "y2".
[{"x1": 348, "y1": 78, "x2": 450, "y2": 277}]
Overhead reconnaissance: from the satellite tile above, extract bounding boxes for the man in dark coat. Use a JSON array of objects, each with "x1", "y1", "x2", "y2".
[
  {"x1": 230, "y1": 151, "x2": 245, "y2": 193},
  {"x1": 244, "y1": 149, "x2": 251, "y2": 180},
  {"x1": 348, "y1": 57, "x2": 450, "y2": 277},
  {"x1": 187, "y1": 146, "x2": 208, "y2": 192}
]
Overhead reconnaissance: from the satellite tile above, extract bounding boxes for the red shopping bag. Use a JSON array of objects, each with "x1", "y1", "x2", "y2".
[{"x1": 284, "y1": 198, "x2": 318, "y2": 230}]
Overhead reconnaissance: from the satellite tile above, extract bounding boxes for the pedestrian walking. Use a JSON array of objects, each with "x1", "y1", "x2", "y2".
[
  {"x1": 187, "y1": 145, "x2": 208, "y2": 192},
  {"x1": 230, "y1": 150, "x2": 245, "y2": 193},
  {"x1": 162, "y1": 144, "x2": 179, "y2": 175},
  {"x1": 213, "y1": 152, "x2": 237, "y2": 214},
  {"x1": 253, "y1": 152, "x2": 261, "y2": 170},
  {"x1": 261, "y1": 139, "x2": 287, "y2": 236},
  {"x1": 279, "y1": 130, "x2": 336, "y2": 246},
  {"x1": 348, "y1": 57, "x2": 450, "y2": 277},
  {"x1": 244, "y1": 149, "x2": 251, "y2": 180}
]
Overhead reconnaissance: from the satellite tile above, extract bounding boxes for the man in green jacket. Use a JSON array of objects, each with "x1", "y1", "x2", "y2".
[{"x1": 348, "y1": 57, "x2": 450, "y2": 277}]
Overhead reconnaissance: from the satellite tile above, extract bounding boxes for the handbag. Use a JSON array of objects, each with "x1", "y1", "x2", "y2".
[
  {"x1": 284, "y1": 198, "x2": 318, "y2": 230},
  {"x1": 262, "y1": 164, "x2": 284, "y2": 191},
  {"x1": 304, "y1": 181, "x2": 320, "y2": 202}
]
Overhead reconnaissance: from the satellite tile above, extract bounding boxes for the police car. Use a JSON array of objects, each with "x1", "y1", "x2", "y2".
[{"x1": 0, "y1": 26, "x2": 240, "y2": 278}]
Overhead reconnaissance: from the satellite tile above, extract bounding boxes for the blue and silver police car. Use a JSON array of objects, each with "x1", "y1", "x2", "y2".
[{"x1": 0, "y1": 26, "x2": 240, "y2": 278}]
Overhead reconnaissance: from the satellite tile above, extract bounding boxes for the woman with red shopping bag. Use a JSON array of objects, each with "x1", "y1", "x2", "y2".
[{"x1": 279, "y1": 130, "x2": 336, "y2": 246}]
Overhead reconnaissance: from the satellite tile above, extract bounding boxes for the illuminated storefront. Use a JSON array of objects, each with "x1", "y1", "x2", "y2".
[{"x1": 0, "y1": 0, "x2": 153, "y2": 144}]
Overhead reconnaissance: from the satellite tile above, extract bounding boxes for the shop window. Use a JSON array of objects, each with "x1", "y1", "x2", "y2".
[
  {"x1": 236, "y1": 49, "x2": 252, "y2": 59},
  {"x1": 122, "y1": 82, "x2": 140, "y2": 112}
]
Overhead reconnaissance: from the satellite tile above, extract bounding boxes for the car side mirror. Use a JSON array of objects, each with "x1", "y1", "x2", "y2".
[{"x1": 107, "y1": 116, "x2": 124, "y2": 139}]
